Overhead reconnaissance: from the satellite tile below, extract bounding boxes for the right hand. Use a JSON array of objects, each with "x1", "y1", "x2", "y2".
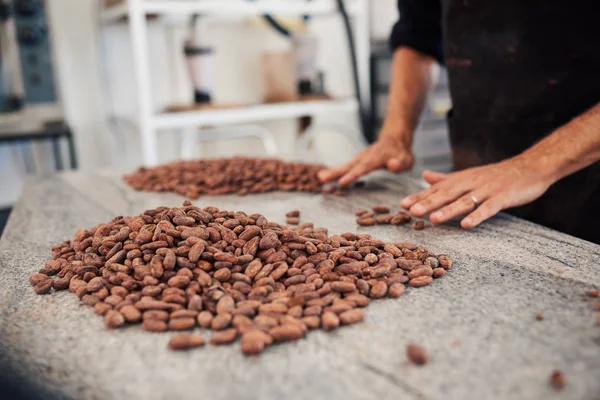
[{"x1": 317, "y1": 135, "x2": 414, "y2": 187}]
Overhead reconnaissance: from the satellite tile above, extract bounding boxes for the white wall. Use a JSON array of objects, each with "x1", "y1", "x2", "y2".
[{"x1": 0, "y1": 0, "x2": 399, "y2": 208}]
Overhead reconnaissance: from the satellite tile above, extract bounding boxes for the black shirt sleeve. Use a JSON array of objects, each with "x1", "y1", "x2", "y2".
[{"x1": 389, "y1": 0, "x2": 443, "y2": 64}]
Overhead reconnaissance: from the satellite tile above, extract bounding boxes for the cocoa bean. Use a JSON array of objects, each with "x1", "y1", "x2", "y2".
[
  {"x1": 387, "y1": 283, "x2": 405, "y2": 298},
  {"x1": 104, "y1": 310, "x2": 125, "y2": 329},
  {"x1": 168, "y1": 317, "x2": 196, "y2": 330},
  {"x1": 409, "y1": 276, "x2": 433, "y2": 287},
  {"x1": 211, "y1": 313, "x2": 232, "y2": 330},
  {"x1": 210, "y1": 328, "x2": 238, "y2": 345},
  {"x1": 339, "y1": 309, "x2": 365, "y2": 325},
  {"x1": 321, "y1": 311, "x2": 340, "y2": 330},
  {"x1": 143, "y1": 310, "x2": 169, "y2": 321},
  {"x1": 370, "y1": 281, "x2": 388, "y2": 299},
  {"x1": 269, "y1": 324, "x2": 304, "y2": 342},
  {"x1": 406, "y1": 343, "x2": 428, "y2": 365},
  {"x1": 34, "y1": 280, "x2": 53, "y2": 295},
  {"x1": 372, "y1": 205, "x2": 390, "y2": 214},
  {"x1": 120, "y1": 305, "x2": 142, "y2": 322},
  {"x1": 331, "y1": 281, "x2": 356, "y2": 293},
  {"x1": 168, "y1": 334, "x2": 205, "y2": 350},
  {"x1": 407, "y1": 266, "x2": 433, "y2": 279}
]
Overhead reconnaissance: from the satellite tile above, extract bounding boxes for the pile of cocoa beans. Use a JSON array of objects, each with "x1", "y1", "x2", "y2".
[
  {"x1": 29, "y1": 201, "x2": 452, "y2": 355},
  {"x1": 355, "y1": 206, "x2": 426, "y2": 230},
  {"x1": 123, "y1": 157, "x2": 325, "y2": 198}
]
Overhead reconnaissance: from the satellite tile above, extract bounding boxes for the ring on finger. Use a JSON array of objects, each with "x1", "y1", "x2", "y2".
[{"x1": 469, "y1": 194, "x2": 479, "y2": 208}]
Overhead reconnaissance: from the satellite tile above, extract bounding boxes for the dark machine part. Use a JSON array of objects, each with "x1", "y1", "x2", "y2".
[
  {"x1": 10, "y1": 0, "x2": 57, "y2": 104},
  {"x1": 335, "y1": 0, "x2": 369, "y2": 141},
  {"x1": 185, "y1": 14, "x2": 213, "y2": 104}
]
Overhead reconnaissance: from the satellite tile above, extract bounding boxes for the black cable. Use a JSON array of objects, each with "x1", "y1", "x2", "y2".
[
  {"x1": 262, "y1": 15, "x2": 291, "y2": 37},
  {"x1": 336, "y1": 0, "x2": 369, "y2": 140}
]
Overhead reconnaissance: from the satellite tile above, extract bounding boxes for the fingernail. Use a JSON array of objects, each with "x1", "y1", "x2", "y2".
[
  {"x1": 412, "y1": 204, "x2": 425, "y2": 214},
  {"x1": 463, "y1": 217, "x2": 473, "y2": 227},
  {"x1": 431, "y1": 211, "x2": 442, "y2": 221},
  {"x1": 400, "y1": 198, "x2": 412, "y2": 207}
]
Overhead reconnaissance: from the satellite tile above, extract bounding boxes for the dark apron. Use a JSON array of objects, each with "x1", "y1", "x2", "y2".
[{"x1": 443, "y1": 0, "x2": 600, "y2": 244}]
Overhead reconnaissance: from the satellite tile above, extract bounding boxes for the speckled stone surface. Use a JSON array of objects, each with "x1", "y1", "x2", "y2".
[{"x1": 1, "y1": 171, "x2": 599, "y2": 400}]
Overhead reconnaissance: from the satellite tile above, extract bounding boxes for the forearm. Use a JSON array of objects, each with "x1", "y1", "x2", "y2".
[
  {"x1": 518, "y1": 103, "x2": 600, "y2": 182},
  {"x1": 381, "y1": 47, "x2": 437, "y2": 147}
]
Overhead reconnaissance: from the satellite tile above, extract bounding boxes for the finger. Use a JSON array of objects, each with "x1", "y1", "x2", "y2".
[
  {"x1": 461, "y1": 196, "x2": 505, "y2": 228},
  {"x1": 318, "y1": 160, "x2": 354, "y2": 183},
  {"x1": 386, "y1": 158, "x2": 404, "y2": 172},
  {"x1": 338, "y1": 160, "x2": 376, "y2": 187},
  {"x1": 430, "y1": 190, "x2": 489, "y2": 224},
  {"x1": 400, "y1": 186, "x2": 438, "y2": 210},
  {"x1": 410, "y1": 185, "x2": 474, "y2": 218},
  {"x1": 422, "y1": 170, "x2": 449, "y2": 185},
  {"x1": 386, "y1": 155, "x2": 411, "y2": 173}
]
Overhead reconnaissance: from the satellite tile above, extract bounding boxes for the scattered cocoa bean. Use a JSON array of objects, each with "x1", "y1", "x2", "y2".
[
  {"x1": 372, "y1": 205, "x2": 390, "y2": 214},
  {"x1": 356, "y1": 217, "x2": 376, "y2": 226},
  {"x1": 432, "y1": 268, "x2": 445, "y2": 278},
  {"x1": 406, "y1": 343, "x2": 428, "y2": 365},
  {"x1": 550, "y1": 370, "x2": 566, "y2": 390},
  {"x1": 412, "y1": 221, "x2": 425, "y2": 230}
]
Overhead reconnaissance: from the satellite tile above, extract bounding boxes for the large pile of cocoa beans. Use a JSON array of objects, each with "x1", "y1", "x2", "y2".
[
  {"x1": 123, "y1": 157, "x2": 326, "y2": 198},
  {"x1": 29, "y1": 202, "x2": 452, "y2": 355}
]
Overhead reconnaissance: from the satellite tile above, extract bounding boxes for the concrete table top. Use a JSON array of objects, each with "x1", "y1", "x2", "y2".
[{"x1": 0, "y1": 171, "x2": 599, "y2": 400}]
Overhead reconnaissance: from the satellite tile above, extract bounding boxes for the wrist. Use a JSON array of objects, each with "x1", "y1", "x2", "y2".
[
  {"x1": 379, "y1": 119, "x2": 414, "y2": 149},
  {"x1": 510, "y1": 152, "x2": 560, "y2": 186}
]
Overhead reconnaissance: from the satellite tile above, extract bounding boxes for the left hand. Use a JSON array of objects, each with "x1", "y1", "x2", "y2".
[{"x1": 400, "y1": 156, "x2": 556, "y2": 228}]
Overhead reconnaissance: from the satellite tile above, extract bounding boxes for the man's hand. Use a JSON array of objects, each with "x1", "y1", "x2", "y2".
[
  {"x1": 318, "y1": 136, "x2": 415, "y2": 187},
  {"x1": 400, "y1": 156, "x2": 555, "y2": 228}
]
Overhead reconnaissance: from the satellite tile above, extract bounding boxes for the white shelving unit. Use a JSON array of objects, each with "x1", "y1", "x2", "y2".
[{"x1": 100, "y1": 0, "x2": 370, "y2": 166}]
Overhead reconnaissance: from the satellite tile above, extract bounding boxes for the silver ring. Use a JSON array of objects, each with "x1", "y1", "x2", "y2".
[{"x1": 469, "y1": 195, "x2": 479, "y2": 207}]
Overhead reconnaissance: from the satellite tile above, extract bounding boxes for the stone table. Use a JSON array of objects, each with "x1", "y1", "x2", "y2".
[{"x1": 1, "y1": 171, "x2": 599, "y2": 400}]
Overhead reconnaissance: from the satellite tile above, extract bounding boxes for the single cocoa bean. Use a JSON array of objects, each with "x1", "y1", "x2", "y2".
[
  {"x1": 210, "y1": 328, "x2": 238, "y2": 345},
  {"x1": 211, "y1": 313, "x2": 233, "y2": 330},
  {"x1": 369, "y1": 281, "x2": 388, "y2": 299},
  {"x1": 339, "y1": 309, "x2": 365, "y2": 325},
  {"x1": 34, "y1": 280, "x2": 53, "y2": 295},
  {"x1": 104, "y1": 310, "x2": 125, "y2": 329},
  {"x1": 409, "y1": 276, "x2": 433, "y2": 288},
  {"x1": 168, "y1": 334, "x2": 205, "y2": 350},
  {"x1": 168, "y1": 317, "x2": 196, "y2": 330},
  {"x1": 406, "y1": 343, "x2": 428, "y2": 365},
  {"x1": 269, "y1": 324, "x2": 304, "y2": 342},
  {"x1": 387, "y1": 283, "x2": 405, "y2": 298}
]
